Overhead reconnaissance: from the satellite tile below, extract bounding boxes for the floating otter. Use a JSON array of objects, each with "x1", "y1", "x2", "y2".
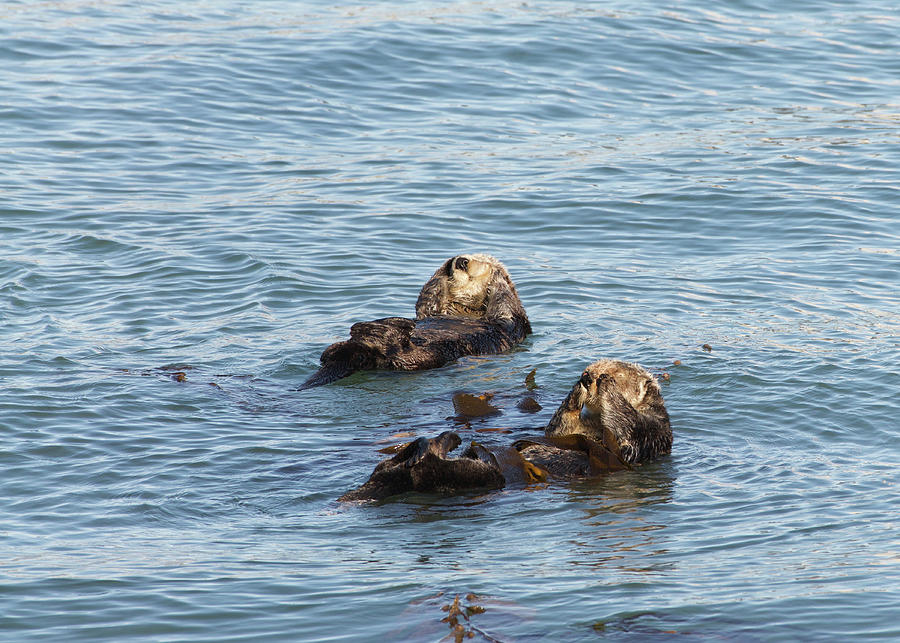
[
  {"x1": 300, "y1": 254, "x2": 531, "y2": 390},
  {"x1": 540, "y1": 358, "x2": 672, "y2": 465},
  {"x1": 340, "y1": 360, "x2": 672, "y2": 501}
]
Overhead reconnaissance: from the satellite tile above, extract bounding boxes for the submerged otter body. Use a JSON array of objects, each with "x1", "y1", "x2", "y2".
[
  {"x1": 300, "y1": 254, "x2": 530, "y2": 390},
  {"x1": 341, "y1": 360, "x2": 672, "y2": 501}
]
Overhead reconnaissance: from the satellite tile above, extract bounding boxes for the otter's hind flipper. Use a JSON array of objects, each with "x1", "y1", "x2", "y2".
[
  {"x1": 339, "y1": 432, "x2": 504, "y2": 502},
  {"x1": 297, "y1": 361, "x2": 357, "y2": 390}
]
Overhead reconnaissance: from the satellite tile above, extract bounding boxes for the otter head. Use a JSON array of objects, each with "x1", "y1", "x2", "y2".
[
  {"x1": 580, "y1": 360, "x2": 661, "y2": 411},
  {"x1": 572, "y1": 359, "x2": 668, "y2": 463},
  {"x1": 443, "y1": 254, "x2": 494, "y2": 313},
  {"x1": 415, "y1": 253, "x2": 526, "y2": 325}
]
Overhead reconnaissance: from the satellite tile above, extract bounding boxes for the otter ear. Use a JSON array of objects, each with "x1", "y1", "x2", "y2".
[{"x1": 415, "y1": 258, "x2": 453, "y2": 318}]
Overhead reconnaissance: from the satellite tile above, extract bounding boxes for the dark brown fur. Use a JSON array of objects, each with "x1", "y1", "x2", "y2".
[
  {"x1": 300, "y1": 254, "x2": 530, "y2": 390},
  {"x1": 340, "y1": 360, "x2": 672, "y2": 501},
  {"x1": 513, "y1": 434, "x2": 633, "y2": 479},
  {"x1": 338, "y1": 432, "x2": 504, "y2": 502}
]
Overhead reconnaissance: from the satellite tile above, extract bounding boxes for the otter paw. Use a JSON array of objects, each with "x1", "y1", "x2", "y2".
[{"x1": 564, "y1": 380, "x2": 588, "y2": 410}]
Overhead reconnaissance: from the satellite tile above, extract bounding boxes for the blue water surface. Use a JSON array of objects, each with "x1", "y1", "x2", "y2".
[{"x1": 1, "y1": 1, "x2": 898, "y2": 641}]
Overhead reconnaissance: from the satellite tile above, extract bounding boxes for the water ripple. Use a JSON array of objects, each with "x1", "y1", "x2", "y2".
[{"x1": 2, "y1": 0, "x2": 899, "y2": 641}]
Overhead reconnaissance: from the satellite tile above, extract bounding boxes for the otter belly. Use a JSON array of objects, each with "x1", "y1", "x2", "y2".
[{"x1": 300, "y1": 316, "x2": 525, "y2": 389}]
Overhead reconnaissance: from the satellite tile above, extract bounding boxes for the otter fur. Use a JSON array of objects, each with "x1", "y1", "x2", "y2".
[
  {"x1": 341, "y1": 360, "x2": 672, "y2": 501},
  {"x1": 338, "y1": 431, "x2": 504, "y2": 502},
  {"x1": 541, "y1": 359, "x2": 672, "y2": 464},
  {"x1": 300, "y1": 254, "x2": 530, "y2": 390}
]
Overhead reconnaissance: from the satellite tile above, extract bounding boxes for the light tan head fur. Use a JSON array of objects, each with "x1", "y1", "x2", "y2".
[
  {"x1": 580, "y1": 359, "x2": 662, "y2": 415},
  {"x1": 546, "y1": 359, "x2": 671, "y2": 464},
  {"x1": 415, "y1": 254, "x2": 528, "y2": 328},
  {"x1": 444, "y1": 254, "x2": 494, "y2": 312}
]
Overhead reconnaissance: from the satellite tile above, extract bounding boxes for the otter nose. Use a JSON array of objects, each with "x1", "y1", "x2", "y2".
[
  {"x1": 454, "y1": 256, "x2": 469, "y2": 271},
  {"x1": 579, "y1": 372, "x2": 592, "y2": 389}
]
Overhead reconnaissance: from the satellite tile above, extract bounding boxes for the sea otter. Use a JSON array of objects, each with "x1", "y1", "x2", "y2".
[
  {"x1": 340, "y1": 360, "x2": 672, "y2": 501},
  {"x1": 539, "y1": 358, "x2": 672, "y2": 465},
  {"x1": 300, "y1": 254, "x2": 531, "y2": 390}
]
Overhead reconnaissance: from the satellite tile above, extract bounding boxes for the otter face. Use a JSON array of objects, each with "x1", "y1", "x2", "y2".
[
  {"x1": 416, "y1": 253, "x2": 527, "y2": 327},
  {"x1": 579, "y1": 359, "x2": 659, "y2": 413},
  {"x1": 574, "y1": 359, "x2": 663, "y2": 459},
  {"x1": 445, "y1": 254, "x2": 495, "y2": 311}
]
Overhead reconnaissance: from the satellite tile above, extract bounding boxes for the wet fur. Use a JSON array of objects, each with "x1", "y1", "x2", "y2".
[
  {"x1": 544, "y1": 359, "x2": 672, "y2": 464},
  {"x1": 341, "y1": 360, "x2": 672, "y2": 501},
  {"x1": 338, "y1": 432, "x2": 504, "y2": 502},
  {"x1": 300, "y1": 254, "x2": 530, "y2": 390}
]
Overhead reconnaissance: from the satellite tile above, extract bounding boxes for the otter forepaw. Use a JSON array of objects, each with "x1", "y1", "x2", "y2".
[
  {"x1": 594, "y1": 372, "x2": 615, "y2": 391},
  {"x1": 563, "y1": 379, "x2": 588, "y2": 411}
]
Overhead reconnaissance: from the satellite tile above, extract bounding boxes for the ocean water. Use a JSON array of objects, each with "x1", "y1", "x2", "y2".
[{"x1": 1, "y1": 0, "x2": 898, "y2": 640}]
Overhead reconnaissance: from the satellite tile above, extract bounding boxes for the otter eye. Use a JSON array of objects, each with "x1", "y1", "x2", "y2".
[{"x1": 454, "y1": 256, "x2": 469, "y2": 272}]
